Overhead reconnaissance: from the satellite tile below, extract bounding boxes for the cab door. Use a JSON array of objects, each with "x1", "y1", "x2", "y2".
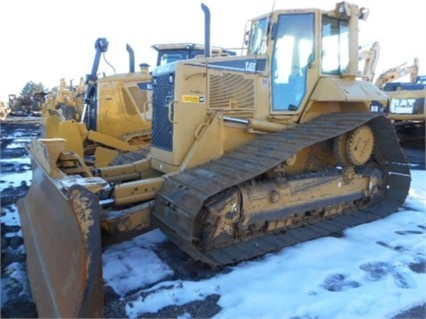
[{"x1": 271, "y1": 13, "x2": 315, "y2": 112}]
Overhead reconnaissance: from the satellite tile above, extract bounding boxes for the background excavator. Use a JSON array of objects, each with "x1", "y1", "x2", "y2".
[
  {"x1": 17, "y1": 2, "x2": 410, "y2": 317},
  {"x1": 358, "y1": 40, "x2": 380, "y2": 83},
  {"x1": 372, "y1": 58, "x2": 425, "y2": 145},
  {"x1": 374, "y1": 57, "x2": 420, "y2": 89},
  {"x1": 41, "y1": 38, "x2": 235, "y2": 167}
]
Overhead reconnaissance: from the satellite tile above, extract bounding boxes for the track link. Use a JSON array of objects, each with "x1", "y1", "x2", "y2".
[{"x1": 154, "y1": 113, "x2": 411, "y2": 267}]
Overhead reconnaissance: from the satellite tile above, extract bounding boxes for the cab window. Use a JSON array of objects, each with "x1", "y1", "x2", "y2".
[
  {"x1": 321, "y1": 16, "x2": 349, "y2": 75},
  {"x1": 271, "y1": 13, "x2": 314, "y2": 111},
  {"x1": 248, "y1": 17, "x2": 268, "y2": 55}
]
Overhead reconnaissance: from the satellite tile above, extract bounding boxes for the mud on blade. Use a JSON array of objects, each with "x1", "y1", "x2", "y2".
[{"x1": 17, "y1": 160, "x2": 103, "y2": 318}]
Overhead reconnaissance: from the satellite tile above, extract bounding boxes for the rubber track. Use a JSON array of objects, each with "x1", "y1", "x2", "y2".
[{"x1": 154, "y1": 112, "x2": 411, "y2": 267}]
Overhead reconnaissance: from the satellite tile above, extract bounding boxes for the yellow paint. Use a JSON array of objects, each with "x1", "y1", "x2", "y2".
[{"x1": 182, "y1": 95, "x2": 205, "y2": 103}]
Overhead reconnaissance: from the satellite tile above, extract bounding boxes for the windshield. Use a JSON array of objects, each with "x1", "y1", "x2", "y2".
[
  {"x1": 156, "y1": 49, "x2": 206, "y2": 66},
  {"x1": 248, "y1": 17, "x2": 268, "y2": 55}
]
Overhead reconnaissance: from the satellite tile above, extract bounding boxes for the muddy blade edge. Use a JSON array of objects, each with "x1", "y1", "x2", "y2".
[{"x1": 17, "y1": 160, "x2": 103, "y2": 318}]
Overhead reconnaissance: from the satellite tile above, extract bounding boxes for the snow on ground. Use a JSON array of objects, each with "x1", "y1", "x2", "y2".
[
  {"x1": 1, "y1": 141, "x2": 424, "y2": 318},
  {"x1": 1, "y1": 205, "x2": 22, "y2": 230},
  {"x1": 102, "y1": 170, "x2": 426, "y2": 319},
  {"x1": 0, "y1": 171, "x2": 32, "y2": 190}
]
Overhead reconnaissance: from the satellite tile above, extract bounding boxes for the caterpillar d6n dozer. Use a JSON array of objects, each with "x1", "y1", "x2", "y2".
[
  {"x1": 41, "y1": 37, "x2": 235, "y2": 167},
  {"x1": 18, "y1": 2, "x2": 411, "y2": 317},
  {"x1": 40, "y1": 38, "x2": 155, "y2": 167}
]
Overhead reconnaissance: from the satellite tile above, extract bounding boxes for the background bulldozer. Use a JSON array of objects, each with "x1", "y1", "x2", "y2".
[
  {"x1": 41, "y1": 37, "x2": 235, "y2": 167},
  {"x1": 18, "y1": 2, "x2": 411, "y2": 317},
  {"x1": 7, "y1": 92, "x2": 44, "y2": 117},
  {"x1": 41, "y1": 77, "x2": 87, "y2": 132},
  {"x1": 40, "y1": 38, "x2": 153, "y2": 167}
]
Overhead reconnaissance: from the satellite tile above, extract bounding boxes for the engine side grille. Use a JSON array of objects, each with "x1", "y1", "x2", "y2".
[{"x1": 209, "y1": 73, "x2": 254, "y2": 109}]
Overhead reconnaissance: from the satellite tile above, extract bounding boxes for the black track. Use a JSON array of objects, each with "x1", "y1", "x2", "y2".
[{"x1": 154, "y1": 113, "x2": 411, "y2": 266}]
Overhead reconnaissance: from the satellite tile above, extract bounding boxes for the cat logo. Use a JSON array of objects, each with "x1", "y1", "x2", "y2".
[
  {"x1": 183, "y1": 95, "x2": 205, "y2": 103},
  {"x1": 245, "y1": 61, "x2": 256, "y2": 72},
  {"x1": 390, "y1": 98, "x2": 415, "y2": 114}
]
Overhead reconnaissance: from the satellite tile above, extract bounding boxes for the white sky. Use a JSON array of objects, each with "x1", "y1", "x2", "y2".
[{"x1": 0, "y1": 0, "x2": 425, "y2": 102}]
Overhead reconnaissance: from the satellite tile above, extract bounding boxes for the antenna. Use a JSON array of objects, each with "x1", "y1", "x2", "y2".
[
  {"x1": 253, "y1": 0, "x2": 276, "y2": 55},
  {"x1": 271, "y1": 0, "x2": 277, "y2": 12}
]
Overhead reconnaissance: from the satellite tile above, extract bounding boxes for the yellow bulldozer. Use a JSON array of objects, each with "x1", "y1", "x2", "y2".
[
  {"x1": 40, "y1": 38, "x2": 153, "y2": 167},
  {"x1": 18, "y1": 2, "x2": 411, "y2": 317},
  {"x1": 41, "y1": 36, "x2": 236, "y2": 167},
  {"x1": 41, "y1": 77, "x2": 87, "y2": 132}
]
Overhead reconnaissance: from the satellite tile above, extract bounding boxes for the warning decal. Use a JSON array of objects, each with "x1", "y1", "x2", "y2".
[{"x1": 182, "y1": 95, "x2": 205, "y2": 103}]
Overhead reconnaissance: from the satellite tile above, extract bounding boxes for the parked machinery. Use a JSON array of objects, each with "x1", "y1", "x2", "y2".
[
  {"x1": 41, "y1": 37, "x2": 235, "y2": 167},
  {"x1": 0, "y1": 100, "x2": 11, "y2": 120},
  {"x1": 7, "y1": 93, "x2": 28, "y2": 116},
  {"x1": 358, "y1": 41, "x2": 380, "y2": 82},
  {"x1": 372, "y1": 58, "x2": 425, "y2": 145},
  {"x1": 18, "y1": 2, "x2": 410, "y2": 317},
  {"x1": 41, "y1": 77, "x2": 86, "y2": 135},
  {"x1": 382, "y1": 74, "x2": 426, "y2": 145},
  {"x1": 40, "y1": 38, "x2": 153, "y2": 166},
  {"x1": 374, "y1": 58, "x2": 419, "y2": 89},
  {"x1": 7, "y1": 92, "x2": 44, "y2": 117}
]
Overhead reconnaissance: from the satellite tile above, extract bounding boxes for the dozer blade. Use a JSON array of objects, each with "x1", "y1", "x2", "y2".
[{"x1": 17, "y1": 160, "x2": 104, "y2": 318}]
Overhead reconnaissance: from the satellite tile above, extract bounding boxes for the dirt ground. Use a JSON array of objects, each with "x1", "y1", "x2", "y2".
[{"x1": 1, "y1": 117, "x2": 425, "y2": 318}]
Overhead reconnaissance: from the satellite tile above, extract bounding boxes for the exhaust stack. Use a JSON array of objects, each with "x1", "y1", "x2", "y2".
[
  {"x1": 201, "y1": 3, "x2": 211, "y2": 58},
  {"x1": 126, "y1": 43, "x2": 135, "y2": 73}
]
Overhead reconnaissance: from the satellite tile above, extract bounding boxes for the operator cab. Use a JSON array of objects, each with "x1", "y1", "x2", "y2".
[
  {"x1": 152, "y1": 43, "x2": 236, "y2": 66},
  {"x1": 247, "y1": 3, "x2": 361, "y2": 113}
]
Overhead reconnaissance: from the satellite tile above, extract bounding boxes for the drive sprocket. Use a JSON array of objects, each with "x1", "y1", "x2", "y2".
[
  {"x1": 346, "y1": 125, "x2": 374, "y2": 166},
  {"x1": 334, "y1": 125, "x2": 374, "y2": 166}
]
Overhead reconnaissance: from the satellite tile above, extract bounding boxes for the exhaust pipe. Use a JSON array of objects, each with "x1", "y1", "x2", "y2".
[
  {"x1": 82, "y1": 37, "x2": 108, "y2": 129},
  {"x1": 126, "y1": 43, "x2": 135, "y2": 73},
  {"x1": 201, "y1": 3, "x2": 211, "y2": 58}
]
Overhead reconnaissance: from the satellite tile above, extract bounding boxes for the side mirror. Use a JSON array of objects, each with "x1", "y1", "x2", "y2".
[{"x1": 244, "y1": 30, "x2": 250, "y2": 46}]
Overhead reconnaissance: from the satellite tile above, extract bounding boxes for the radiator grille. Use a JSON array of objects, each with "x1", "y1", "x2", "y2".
[{"x1": 152, "y1": 74, "x2": 174, "y2": 151}]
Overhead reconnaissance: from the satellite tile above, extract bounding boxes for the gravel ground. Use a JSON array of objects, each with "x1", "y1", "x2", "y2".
[{"x1": 1, "y1": 116, "x2": 425, "y2": 318}]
